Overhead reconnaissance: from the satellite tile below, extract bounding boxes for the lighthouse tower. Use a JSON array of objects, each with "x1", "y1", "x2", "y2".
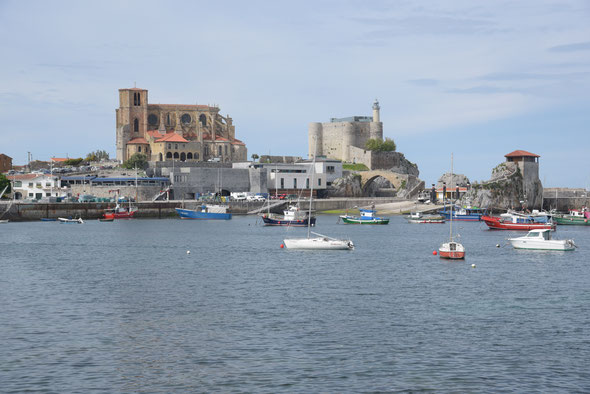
[{"x1": 372, "y1": 99, "x2": 380, "y2": 123}]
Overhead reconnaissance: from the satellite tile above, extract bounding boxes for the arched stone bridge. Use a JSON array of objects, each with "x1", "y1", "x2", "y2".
[{"x1": 359, "y1": 170, "x2": 409, "y2": 192}]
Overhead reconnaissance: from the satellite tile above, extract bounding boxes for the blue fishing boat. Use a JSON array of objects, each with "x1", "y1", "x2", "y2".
[
  {"x1": 438, "y1": 205, "x2": 484, "y2": 221},
  {"x1": 339, "y1": 208, "x2": 389, "y2": 224},
  {"x1": 175, "y1": 205, "x2": 232, "y2": 220}
]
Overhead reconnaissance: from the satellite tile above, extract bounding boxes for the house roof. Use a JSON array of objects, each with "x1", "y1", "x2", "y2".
[
  {"x1": 11, "y1": 174, "x2": 52, "y2": 181},
  {"x1": 505, "y1": 150, "x2": 540, "y2": 158},
  {"x1": 51, "y1": 157, "x2": 69, "y2": 162},
  {"x1": 231, "y1": 139, "x2": 246, "y2": 146},
  {"x1": 127, "y1": 137, "x2": 149, "y2": 144},
  {"x1": 155, "y1": 132, "x2": 189, "y2": 143},
  {"x1": 0, "y1": 153, "x2": 12, "y2": 159}
]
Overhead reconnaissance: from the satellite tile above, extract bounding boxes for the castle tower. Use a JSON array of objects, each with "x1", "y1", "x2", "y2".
[
  {"x1": 308, "y1": 122, "x2": 323, "y2": 159},
  {"x1": 116, "y1": 88, "x2": 148, "y2": 162}
]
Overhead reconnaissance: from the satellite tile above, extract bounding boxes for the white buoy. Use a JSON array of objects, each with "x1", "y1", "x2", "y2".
[
  {"x1": 496, "y1": 244, "x2": 500, "y2": 248},
  {"x1": 187, "y1": 250, "x2": 191, "y2": 254},
  {"x1": 471, "y1": 264, "x2": 476, "y2": 268}
]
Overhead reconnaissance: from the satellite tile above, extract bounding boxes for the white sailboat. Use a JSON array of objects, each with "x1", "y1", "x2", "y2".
[
  {"x1": 438, "y1": 154, "x2": 465, "y2": 259},
  {"x1": 283, "y1": 139, "x2": 353, "y2": 250}
]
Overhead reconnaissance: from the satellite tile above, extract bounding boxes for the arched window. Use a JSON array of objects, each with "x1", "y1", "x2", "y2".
[
  {"x1": 137, "y1": 146, "x2": 141, "y2": 152},
  {"x1": 225, "y1": 145, "x2": 228, "y2": 155},
  {"x1": 166, "y1": 152, "x2": 172, "y2": 159},
  {"x1": 180, "y1": 152, "x2": 186, "y2": 162},
  {"x1": 137, "y1": 93, "x2": 141, "y2": 106},
  {"x1": 199, "y1": 114, "x2": 207, "y2": 126},
  {"x1": 134, "y1": 118, "x2": 139, "y2": 132},
  {"x1": 159, "y1": 153, "x2": 163, "y2": 161},
  {"x1": 187, "y1": 152, "x2": 193, "y2": 160},
  {"x1": 166, "y1": 113, "x2": 171, "y2": 125},
  {"x1": 133, "y1": 92, "x2": 137, "y2": 106},
  {"x1": 173, "y1": 152, "x2": 179, "y2": 159},
  {"x1": 218, "y1": 146, "x2": 222, "y2": 156},
  {"x1": 195, "y1": 152, "x2": 199, "y2": 160}
]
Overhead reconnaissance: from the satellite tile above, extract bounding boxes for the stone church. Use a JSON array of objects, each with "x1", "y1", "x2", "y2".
[{"x1": 116, "y1": 88, "x2": 247, "y2": 163}]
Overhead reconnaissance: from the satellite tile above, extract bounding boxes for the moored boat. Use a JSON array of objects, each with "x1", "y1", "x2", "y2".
[
  {"x1": 482, "y1": 215, "x2": 555, "y2": 231},
  {"x1": 58, "y1": 217, "x2": 84, "y2": 224},
  {"x1": 103, "y1": 203, "x2": 137, "y2": 219},
  {"x1": 508, "y1": 229, "x2": 575, "y2": 251},
  {"x1": 175, "y1": 205, "x2": 232, "y2": 220},
  {"x1": 438, "y1": 154, "x2": 465, "y2": 260},
  {"x1": 261, "y1": 205, "x2": 315, "y2": 227},
  {"x1": 438, "y1": 206, "x2": 484, "y2": 221},
  {"x1": 283, "y1": 232, "x2": 354, "y2": 250},
  {"x1": 339, "y1": 208, "x2": 389, "y2": 225},
  {"x1": 553, "y1": 207, "x2": 590, "y2": 225},
  {"x1": 406, "y1": 212, "x2": 445, "y2": 223}
]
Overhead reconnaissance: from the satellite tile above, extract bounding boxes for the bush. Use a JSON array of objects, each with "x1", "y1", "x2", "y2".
[
  {"x1": 0, "y1": 173, "x2": 11, "y2": 197},
  {"x1": 123, "y1": 153, "x2": 148, "y2": 170},
  {"x1": 343, "y1": 163, "x2": 369, "y2": 171},
  {"x1": 365, "y1": 137, "x2": 396, "y2": 152},
  {"x1": 64, "y1": 158, "x2": 84, "y2": 166}
]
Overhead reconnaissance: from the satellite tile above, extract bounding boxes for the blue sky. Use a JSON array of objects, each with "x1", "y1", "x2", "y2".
[{"x1": 1, "y1": 0, "x2": 589, "y2": 187}]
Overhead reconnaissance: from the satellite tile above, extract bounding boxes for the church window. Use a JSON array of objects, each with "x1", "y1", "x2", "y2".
[
  {"x1": 137, "y1": 93, "x2": 141, "y2": 106},
  {"x1": 166, "y1": 113, "x2": 171, "y2": 125},
  {"x1": 181, "y1": 114, "x2": 191, "y2": 124},
  {"x1": 173, "y1": 152, "x2": 179, "y2": 159},
  {"x1": 133, "y1": 92, "x2": 137, "y2": 106},
  {"x1": 199, "y1": 114, "x2": 207, "y2": 126},
  {"x1": 166, "y1": 152, "x2": 172, "y2": 159},
  {"x1": 218, "y1": 146, "x2": 222, "y2": 156},
  {"x1": 148, "y1": 114, "x2": 158, "y2": 125},
  {"x1": 181, "y1": 152, "x2": 186, "y2": 162},
  {"x1": 134, "y1": 118, "x2": 139, "y2": 132},
  {"x1": 187, "y1": 152, "x2": 193, "y2": 160}
]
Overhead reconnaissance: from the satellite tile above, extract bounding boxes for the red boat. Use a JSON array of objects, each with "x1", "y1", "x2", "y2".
[
  {"x1": 103, "y1": 204, "x2": 137, "y2": 219},
  {"x1": 482, "y1": 215, "x2": 555, "y2": 231}
]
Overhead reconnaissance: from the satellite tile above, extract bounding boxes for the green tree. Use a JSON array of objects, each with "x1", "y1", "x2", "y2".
[
  {"x1": 85, "y1": 150, "x2": 110, "y2": 162},
  {"x1": 365, "y1": 137, "x2": 396, "y2": 152},
  {"x1": 0, "y1": 173, "x2": 11, "y2": 197},
  {"x1": 251, "y1": 153, "x2": 259, "y2": 162},
  {"x1": 122, "y1": 153, "x2": 148, "y2": 170}
]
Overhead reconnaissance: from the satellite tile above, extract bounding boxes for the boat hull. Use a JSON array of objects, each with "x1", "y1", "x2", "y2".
[
  {"x1": 175, "y1": 208, "x2": 232, "y2": 220},
  {"x1": 340, "y1": 216, "x2": 389, "y2": 225},
  {"x1": 482, "y1": 216, "x2": 555, "y2": 231},
  {"x1": 103, "y1": 211, "x2": 135, "y2": 219},
  {"x1": 509, "y1": 239, "x2": 575, "y2": 251},
  {"x1": 554, "y1": 216, "x2": 590, "y2": 225},
  {"x1": 439, "y1": 250, "x2": 466, "y2": 259},
  {"x1": 283, "y1": 237, "x2": 354, "y2": 250},
  {"x1": 439, "y1": 210, "x2": 482, "y2": 221},
  {"x1": 261, "y1": 215, "x2": 316, "y2": 227}
]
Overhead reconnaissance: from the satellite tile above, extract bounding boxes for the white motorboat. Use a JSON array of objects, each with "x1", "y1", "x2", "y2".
[
  {"x1": 508, "y1": 229, "x2": 575, "y2": 251},
  {"x1": 0, "y1": 219, "x2": 8, "y2": 224},
  {"x1": 58, "y1": 217, "x2": 84, "y2": 224}
]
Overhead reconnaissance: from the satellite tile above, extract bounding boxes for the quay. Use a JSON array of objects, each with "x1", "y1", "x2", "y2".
[{"x1": 0, "y1": 198, "x2": 437, "y2": 222}]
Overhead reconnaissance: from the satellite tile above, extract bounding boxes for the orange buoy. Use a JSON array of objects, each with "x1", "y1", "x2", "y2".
[
  {"x1": 280, "y1": 244, "x2": 284, "y2": 249},
  {"x1": 432, "y1": 250, "x2": 437, "y2": 255}
]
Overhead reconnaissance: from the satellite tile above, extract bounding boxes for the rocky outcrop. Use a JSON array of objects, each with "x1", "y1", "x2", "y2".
[
  {"x1": 437, "y1": 173, "x2": 470, "y2": 188},
  {"x1": 462, "y1": 162, "x2": 543, "y2": 210},
  {"x1": 328, "y1": 173, "x2": 363, "y2": 197}
]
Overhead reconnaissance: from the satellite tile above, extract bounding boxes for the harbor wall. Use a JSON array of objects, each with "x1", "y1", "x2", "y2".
[{"x1": 0, "y1": 197, "x2": 401, "y2": 221}]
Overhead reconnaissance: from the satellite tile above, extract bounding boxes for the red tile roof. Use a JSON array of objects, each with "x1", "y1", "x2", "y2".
[
  {"x1": 202, "y1": 133, "x2": 211, "y2": 140},
  {"x1": 11, "y1": 174, "x2": 50, "y2": 181},
  {"x1": 127, "y1": 137, "x2": 149, "y2": 144},
  {"x1": 51, "y1": 157, "x2": 69, "y2": 162},
  {"x1": 231, "y1": 138, "x2": 245, "y2": 146},
  {"x1": 215, "y1": 136, "x2": 229, "y2": 142},
  {"x1": 155, "y1": 133, "x2": 189, "y2": 143},
  {"x1": 146, "y1": 130, "x2": 164, "y2": 139},
  {"x1": 505, "y1": 150, "x2": 540, "y2": 158}
]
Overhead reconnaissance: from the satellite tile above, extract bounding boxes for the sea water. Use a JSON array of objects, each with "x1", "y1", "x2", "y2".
[{"x1": 1, "y1": 216, "x2": 589, "y2": 392}]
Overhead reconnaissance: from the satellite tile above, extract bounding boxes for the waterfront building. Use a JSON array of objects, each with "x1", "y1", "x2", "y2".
[
  {"x1": 0, "y1": 153, "x2": 12, "y2": 173},
  {"x1": 116, "y1": 88, "x2": 247, "y2": 164},
  {"x1": 10, "y1": 173, "x2": 62, "y2": 200}
]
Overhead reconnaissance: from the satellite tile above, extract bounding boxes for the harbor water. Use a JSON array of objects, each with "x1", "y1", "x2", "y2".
[{"x1": 1, "y1": 216, "x2": 590, "y2": 392}]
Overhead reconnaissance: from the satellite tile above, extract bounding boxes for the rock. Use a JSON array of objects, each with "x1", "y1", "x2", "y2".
[
  {"x1": 437, "y1": 173, "x2": 470, "y2": 188},
  {"x1": 328, "y1": 173, "x2": 363, "y2": 197}
]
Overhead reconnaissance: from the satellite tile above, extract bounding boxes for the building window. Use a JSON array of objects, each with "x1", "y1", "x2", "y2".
[
  {"x1": 181, "y1": 114, "x2": 191, "y2": 124},
  {"x1": 187, "y1": 153, "x2": 193, "y2": 160},
  {"x1": 167, "y1": 113, "x2": 171, "y2": 125},
  {"x1": 306, "y1": 178, "x2": 309, "y2": 189},
  {"x1": 195, "y1": 152, "x2": 199, "y2": 160},
  {"x1": 218, "y1": 146, "x2": 222, "y2": 156},
  {"x1": 46, "y1": 193, "x2": 51, "y2": 197},
  {"x1": 318, "y1": 178, "x2": 322, "y2": 186},
  {"x1": 137, "y1": 92, "x2": 141, "y2": 106},
  {"x1": 174, "y1": 152, "x2": 179, "y2": 159},
  {"x1": 327, "y1": 166, "x2": 335, "y2": 173},
  {"x1": 280, "y1": 178, "x2": 284, "y2": 188},
  {"x1": 168, "y1": 144, "x2": 171, "y2": 149},
  {"x1": 175, "y1": 144, "x2": 178, "y2": 149},
  {"x1": 28, "y1": 182, "x2": 33, "y2": 187},
  {"x1": 137, "y1": 146, "x2": 141, "y2": 152},
  {"x1": 14, "y1": 181, "x2": 22, "y2": 187},
  {"x1": 199, "y1": 114, "x2": 207, "y2": 126},
  {"x1": 134, "y1": 118, "x2": 139, "y2": 132},
  {"x1": 159, "y1": 153, "x2": 163, "y2": 161},
  {"x1": 133, "y1": 92, "x2": 137, "y2": 106},
  {"x1": 166, "y1": 152, "x2": 172, "y2": 159},
  {"x1": 225, "y1": 145, "x2": 228, "y2": 155},
  {"x1": 181, "y1": 152, "x2": 186, "y2": 162},
  {"x1": 294, "y1": 178, "x2": 297, "y2": 189}
]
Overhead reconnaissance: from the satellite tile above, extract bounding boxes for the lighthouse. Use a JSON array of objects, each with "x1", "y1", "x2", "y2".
[{"x1": 372, "y1": 99, "x2": 380, "y2": 123}]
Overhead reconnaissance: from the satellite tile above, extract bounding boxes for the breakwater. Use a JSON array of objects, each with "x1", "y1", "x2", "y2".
[{"x1": 0, "y1": 197, "x2": 401, "y2": 221}]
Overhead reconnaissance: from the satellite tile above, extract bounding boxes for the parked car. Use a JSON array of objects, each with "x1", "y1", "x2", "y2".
[{"x1": 247, "y1": 195, "x2": 266, "y2": 202}]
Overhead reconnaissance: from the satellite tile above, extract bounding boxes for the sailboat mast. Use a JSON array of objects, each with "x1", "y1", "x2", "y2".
[
  {"x1": 454, "y1": 153, "x2": 455, "y2": 242},
  {"x1": 308, "y1": 138, "x2": 317, "y2": 239}
]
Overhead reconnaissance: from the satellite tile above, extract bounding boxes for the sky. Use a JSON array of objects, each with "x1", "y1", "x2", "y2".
[{"x1": 1, "y1": 0, "x2": 589, "y2": 187}]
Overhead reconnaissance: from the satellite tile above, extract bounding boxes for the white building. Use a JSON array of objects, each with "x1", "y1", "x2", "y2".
[{"x1": 10, "y1": 174, "x2": 64, "y2": 200}]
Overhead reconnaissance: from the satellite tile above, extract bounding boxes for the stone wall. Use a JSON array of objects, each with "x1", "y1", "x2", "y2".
[{"x1": 69, "y1": 185, "x2": 163, "y2": 202}]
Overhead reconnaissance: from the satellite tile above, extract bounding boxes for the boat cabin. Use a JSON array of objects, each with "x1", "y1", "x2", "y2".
[
  {"x1": 526, "y1": 229, "x2": 551, "y2": 240},
  {"x1": 359, "y1": 209, "x2": 376, "y2": 219}
]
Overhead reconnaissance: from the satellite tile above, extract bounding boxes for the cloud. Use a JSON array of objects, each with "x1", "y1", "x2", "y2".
[{"x1": 548, "y1": 41, "x2": 590, "y2": 52}]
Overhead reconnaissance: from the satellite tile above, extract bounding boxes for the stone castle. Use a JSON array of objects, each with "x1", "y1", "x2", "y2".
[
  {"x1": 309, "y1": 100, "x2": 383, "y2": 164},
  {"x1": 116, "y1": 88, "x2": 247, "y2": 163}
]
